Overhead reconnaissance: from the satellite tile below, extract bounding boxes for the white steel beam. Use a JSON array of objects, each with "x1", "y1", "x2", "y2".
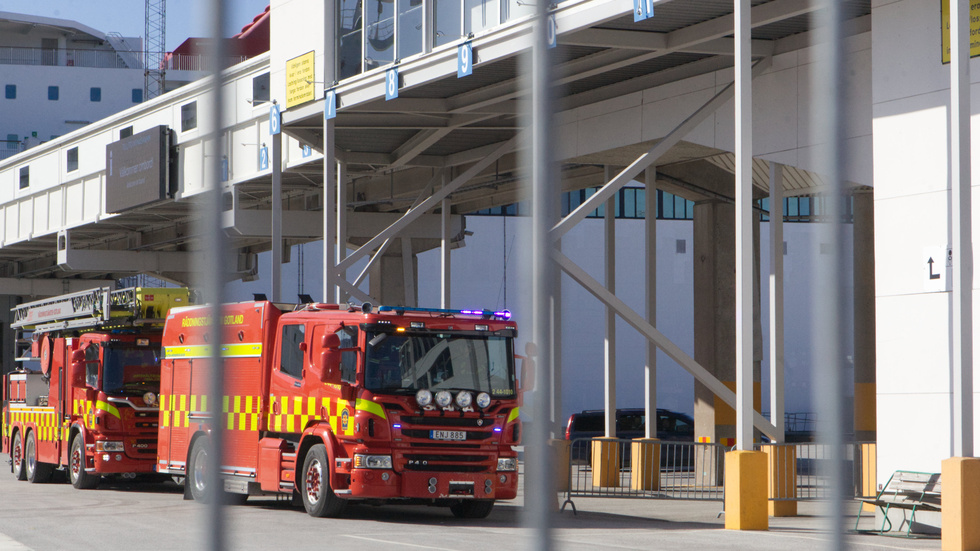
[
  {"x1": 769, "y1": 162, "x2": 786, "y2": 443},
  {"x1": 551, "y1": 58, "x2": 770, "y2": 241},
  {"x1": 401, "y1": 237, "x2": 416, "y2": 307},
  {"x1": 553, "y1": 248, "x2": 778, "y2": 439},
  {"x1": 951, "y1": 0, "x2": 974, "y2": 457},
  {"x1": 58, "y1": 248, "x2": 199, "y2": 274},
  {"x1": 645, "y1": 168, "x2": 657, "y2": 439},
  {"x1": 441, "y1": 194, "x2": 451, "y2": 309},
  {"x1": 604, "y1": 167, "x2": 616, "y2": 438},
  {"x1": 734, "y1": 0, "x2": 753, "y2": 451},
  {"x1": 0, "y1": 278, "x2": 115, "y2": 298},
  {"x1": 337, "y1": 162, "x2": 348, "y2": 303}
]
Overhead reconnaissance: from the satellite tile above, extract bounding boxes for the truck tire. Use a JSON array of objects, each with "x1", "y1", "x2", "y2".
[
  {"x1": 25, "y1": 431, "x2": 52, "y2": 483},
  {"x1": 450, "y1": 499, "x2": 495, "y2": 519},
  {"x1": 11, "y1": 431, "x2": 26, "y2": 481},
  {"x1": 69, "y1": 435, "x2": 100, "y2": 489},
  {"x1": 300, "y1": 444, "x2": 345, "y2": 518},
  {"x1": 188, "y1": 437, "x2": 212, "y2": 503}
]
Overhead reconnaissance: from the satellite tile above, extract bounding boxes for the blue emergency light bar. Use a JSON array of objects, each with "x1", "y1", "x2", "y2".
[{"x1": 378, "y1": 305, "x2": 512, "y2": 320}]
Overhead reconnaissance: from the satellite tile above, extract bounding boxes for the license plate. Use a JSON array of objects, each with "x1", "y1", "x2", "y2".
[{"x1": 431, "y1": 430, "x2": 466, "y2": 441}]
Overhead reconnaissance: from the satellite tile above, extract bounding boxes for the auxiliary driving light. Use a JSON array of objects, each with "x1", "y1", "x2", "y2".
[
  {"x1": 416, "y1": 389, "x2": 433, "y2": 407},
  {"x1": 476, "y1": 392, "x2": 491, "y2": 409},
  {"x1": 143, "y1": 391, "x2": 157, "y2": 407},
  {"x1": 434, "y1": 391, "x2": 453, "y2": 408},
  {"x1": 455, "y1": 391, "x2": 473, "y2": 408}
]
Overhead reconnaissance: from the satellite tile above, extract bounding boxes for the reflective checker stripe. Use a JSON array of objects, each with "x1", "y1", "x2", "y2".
[
  {"x1": 8, "y1": 406, "x2": 59, "y2": 441},
  {"x1": 268, "y1": 396, "x2": 355, "y2": 437}
]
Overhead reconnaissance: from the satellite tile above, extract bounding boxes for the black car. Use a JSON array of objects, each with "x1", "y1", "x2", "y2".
[{"x1": 564, "y1": 408, "x2": 695, "y2": 464}]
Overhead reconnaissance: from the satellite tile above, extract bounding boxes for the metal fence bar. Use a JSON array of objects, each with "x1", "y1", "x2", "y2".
[{"x1": 759, "y1": 441, "x2": 874, "y2": 502}]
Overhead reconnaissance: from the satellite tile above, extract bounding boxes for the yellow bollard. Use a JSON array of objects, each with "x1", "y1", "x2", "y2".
[
  {"x1": 591, "y1": 437, "x2": 620, "y2": 487},
  {"x1": 549, "y1": 438, "x2": 571, "y2": 493},
  {"x1": 630, "y1": 438, "x2": 661, "y2": 491},
  {"x1": 724, "y1": 450, "x2": 769, "y2": 531},
  {"x1": 763, "y1": 444, "x2": 797, "y2": 517},
  {"x1": 942, "y1": 457, "x2": 980, "y2": 551}
]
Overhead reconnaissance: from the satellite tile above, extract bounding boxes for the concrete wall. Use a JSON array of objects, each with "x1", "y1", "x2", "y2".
[{"x1": 872, "y1": 0, "x2": 979, "y2": 479}]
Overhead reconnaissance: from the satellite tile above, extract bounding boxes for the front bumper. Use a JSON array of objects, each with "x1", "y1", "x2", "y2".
[{"x1": 349, "y1": 468, "x2": 518, "y2": 500}]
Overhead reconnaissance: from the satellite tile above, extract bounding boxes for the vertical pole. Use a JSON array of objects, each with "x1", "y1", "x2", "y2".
[
  {"x1": 401, "y1": 238, "x2": 416, "y2": 307},
  {"x1": 768, "y1": 163, "x2": 785, "y2": 443},
  {"x1": 552, "y1": 237, "x2": 563, "y2": 434},
  {"x1": 271, "y1": 127, "x2": 283, "y2": 303},
  {"x1": 423, "y1": 0, "x2": 434, "y2": 54},
  {"x1": 604, "y1": 166, "x2": 617, "y2": 438},
  {"x1": 524, "y1": 0, "x2": 556, "y2": 546},
  {"x1": 734, "y1": 0, "x2": 753, "y2": 451},
  {"x1": 203, "y1": 0, "x2": 228, "y2": 548},
  {"x1": 644, "y1": 169, "x2": 657, "y2": 439},
  {"x1": 441, "y1": 196, "x2": 451, "y2": 309},
  {"x1": 337, "y1": 162, "x2": 347, "y2": 304},
  {"x1": 324, "y1": 1, "x2": 337, "y2": 303},
  {"x1": 813, "y1": 0, "x2": 846, "y2": 544},
  {"x1": 951, "y1": 0, "x2": 974, "y2": 459}
]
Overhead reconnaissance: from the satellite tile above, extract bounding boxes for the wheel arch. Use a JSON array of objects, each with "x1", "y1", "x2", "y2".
[{"x1": 297, "y1": 422, "x2": 343, "y2": 489}]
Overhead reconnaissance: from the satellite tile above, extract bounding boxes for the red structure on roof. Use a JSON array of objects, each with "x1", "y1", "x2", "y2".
[{"x1": 168, "y1": 4, "x2": 269, "y2": 62}]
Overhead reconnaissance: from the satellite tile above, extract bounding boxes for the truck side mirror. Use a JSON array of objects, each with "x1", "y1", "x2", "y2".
[
  {"x1": 70, "y1": 349, "x2": 86, "y2": 388},
  {"x1": 319, "y1": 333, "x2": 342, "y2": 384}
]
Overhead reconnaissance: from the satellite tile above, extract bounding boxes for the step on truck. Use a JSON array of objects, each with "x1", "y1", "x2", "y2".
[
  {"x1": 157, "y1": 301, "x2": 524, "y2": 518},
  {"x1": 2, "y1": 287, "x2": 190, "y2": 488}
]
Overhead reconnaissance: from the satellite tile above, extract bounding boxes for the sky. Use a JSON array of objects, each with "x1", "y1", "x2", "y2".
[{"x1": 0, "y1": 0, "x2": 271, "y2": 51}]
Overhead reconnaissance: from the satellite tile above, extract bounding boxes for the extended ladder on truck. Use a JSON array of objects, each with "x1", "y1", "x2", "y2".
[{"x1": 11, "y1": 286, "x2": 182, "y2": 334}]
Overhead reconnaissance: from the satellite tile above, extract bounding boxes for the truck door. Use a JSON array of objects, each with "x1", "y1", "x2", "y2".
[{"x1": 268, "y1": 323, "x2": 309, "y2": 436}]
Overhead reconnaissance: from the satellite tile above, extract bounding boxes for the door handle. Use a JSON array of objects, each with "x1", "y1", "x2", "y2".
[
  {"x1": 272, "y1": 399, "x2": 280, "y2": 415},
  {"x1": 293, "y1": 381, "x2": 301, "y2": 388}
]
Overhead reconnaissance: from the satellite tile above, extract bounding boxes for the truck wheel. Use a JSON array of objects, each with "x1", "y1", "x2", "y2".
[
  {"x1": 25, "y1": 431, "x2": 52, "y2": 483},
  {"x1": 69, "y1": 435, "x2": 100, "y2": 489},
  {"x1": 450, "y1": 500, "x2": 495, "y2": 519},
  {"x1": 300, "y1": 444, "x2": 345, "y2": 518},
  {"x1": 11, "y1": 431, "x2": 26, "y2": 481},
  {"x1": 188, "y1": 437, "x2": 212, "y2": 503}
]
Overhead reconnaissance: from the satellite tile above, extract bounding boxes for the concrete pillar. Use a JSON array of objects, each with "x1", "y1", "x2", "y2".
[
  {"x1": 368, "y1": 240, "x2": 417, "y2": 306},
  {"x1": 942, "y1": 457, "x2": 980, "y2": 551},
  {"x1": 694, "y1": 200, "x2": 737, "y2": 449},
  {"x1": 852, "y1": 190, "x2": 876, "y2": 442}
]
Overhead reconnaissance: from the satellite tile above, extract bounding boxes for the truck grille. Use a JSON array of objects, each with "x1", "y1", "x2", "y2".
[
  {"x1": 401, "y1": 454, "x2": 490, "y2": 473},
  {"x1": 401, "y1": 416, "x2": 489, "y2": 428}
]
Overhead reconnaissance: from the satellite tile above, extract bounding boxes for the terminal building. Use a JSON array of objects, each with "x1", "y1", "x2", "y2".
[{"x1": 0, "y1": 0, "x2": 977, "y2": 539}]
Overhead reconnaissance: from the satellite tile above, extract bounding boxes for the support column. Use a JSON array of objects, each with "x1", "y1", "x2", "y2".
[
  {"x1": 337, "y1": 162, "x2": 348, "y2": 303},
  {"x1": 322, "y1": 2, "x2": 337, "y2": 304},
  {"x1": 593, "y1": 166, "x2": 619, "y2": 488},
  {"x1": 694, "y1": 200, "x2": 737, "y2": 452},
  {"x1": 852, "y1": 190, "x2": 875, "y2": 443},
  {"x1": 632, "y1": 167, "x2": 660, "y2": 490},
  {"x1": 440, "y1": 196, "x2": 451, "y2": 309},
  {"x1": 369, "y1": 248, "x2": 417, "y2": 307},
  {"x1": 271, "y1": 124, "x2": 283, "y2": 302},
  {"x1": 769, "y1": 164, "x2": 785, "y2": 443}
]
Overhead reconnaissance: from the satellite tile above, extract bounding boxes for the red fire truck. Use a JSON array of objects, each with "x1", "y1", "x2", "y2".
[
  {"x1": 2, "y1": 286, "x2": 189, "y2": 488},
  {"x1": 157, "y1": 301, "x2": 523, "y2": 518}
]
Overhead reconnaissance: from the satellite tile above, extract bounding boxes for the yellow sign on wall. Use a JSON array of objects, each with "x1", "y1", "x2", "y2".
[
  {"x1": 285, "y1": 51, "x2": 315, "y2": 108},
  {"x1": 940, "y1": 0, "x2": 980, "y2": 63}
]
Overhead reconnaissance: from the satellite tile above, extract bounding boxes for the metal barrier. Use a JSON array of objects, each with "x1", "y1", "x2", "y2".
[
  {"x1": 562, "y1": 438, "x2": 727, "y2": 513},
  {"x1": 760, "y1": 441, "x2": 876, "y2": 502}
]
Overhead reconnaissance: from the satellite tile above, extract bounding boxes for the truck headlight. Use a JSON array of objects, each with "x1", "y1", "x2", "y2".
[
  {"x1": 96, "y1": 441, "x2": 125, "y2": 452},
  {"x1": 354, "y1": 454, "x2": 393, "y2": 469},
  {"x1": 497, "y1": 457, "x2": 517, "y2": 472}
]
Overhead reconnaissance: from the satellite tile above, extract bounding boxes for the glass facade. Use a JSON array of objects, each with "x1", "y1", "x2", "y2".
[{"x1": 335, "y1": 0, "x2": 546, "y2": 80}]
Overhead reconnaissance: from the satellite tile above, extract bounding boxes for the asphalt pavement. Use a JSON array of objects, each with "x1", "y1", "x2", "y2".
[{"x1": 0, "y1": 468, "x2": 941, "y2": 551}]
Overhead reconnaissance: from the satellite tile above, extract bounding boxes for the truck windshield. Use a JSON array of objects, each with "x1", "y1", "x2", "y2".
[
  {"x1": 364, "y1": 332, "x2": 515, "y2": 397},
  {"x1": 102, "y1": 345, "x2": 161, "y2": 396}
]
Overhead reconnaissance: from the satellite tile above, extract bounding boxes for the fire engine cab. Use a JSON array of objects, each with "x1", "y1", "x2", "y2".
[
  {"x1": 2, "y1": 287, "x2": 189, "y2": 488},
  {"x1": 157, "y1": 301, "x2": 523, "y2": 518}
]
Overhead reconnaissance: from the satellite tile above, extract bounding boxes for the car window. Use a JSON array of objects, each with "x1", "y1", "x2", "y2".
[
  {"x1": 573, "y1": 414, "x2": 603, "y2": 432},
  {"x1": 618, "y1": 413, "x2": 644, "y2": 432}
]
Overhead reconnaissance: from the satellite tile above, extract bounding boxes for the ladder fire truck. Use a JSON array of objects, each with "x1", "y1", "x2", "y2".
[
  {"x1": 2, "y1": 286, "x2": 189, "y2": 488},
  {"x1": 157, "y1": 301, "x2": 524, "y2": 518}
]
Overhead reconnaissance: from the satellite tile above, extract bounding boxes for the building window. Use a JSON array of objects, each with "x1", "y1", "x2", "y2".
[
  {"x1": 181, "y1": 102, "x2": 197, "y2": 131},
  {"x1": 4, "y1": 85, "x2": 14, "y2": 99},
  {"x1": 90, "y1": 87, "x2": 101, "y2": 102},
  {"x1": 6, "y1": 134, "x2": 17, "y2": 150},
  {"x1": 252, "y1": 73, "x2": 270, "y2": 105},
  {"x1": 132, "y1": 88, "x2": 143, "y2": 103},
  {"x1": 120, "y1": 126, "x2": 133, "y2": 139},
  {"x1": 67, "y1": 147, "x2": 78, "y2": 172},
  {"x1": 48, "y1": 86, "x2": 59, "y2": 100},
  {"x1": 279, "y1": 324, "x2": 306, "y2": 379},
  {"x1": 19, "y1": 166, "x2": 29, "y2": 189}
]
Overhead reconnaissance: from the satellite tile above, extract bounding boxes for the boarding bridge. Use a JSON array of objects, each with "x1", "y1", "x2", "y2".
[{"x1": 0, "y1": 1, "x2": 876, "y2": 446}]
